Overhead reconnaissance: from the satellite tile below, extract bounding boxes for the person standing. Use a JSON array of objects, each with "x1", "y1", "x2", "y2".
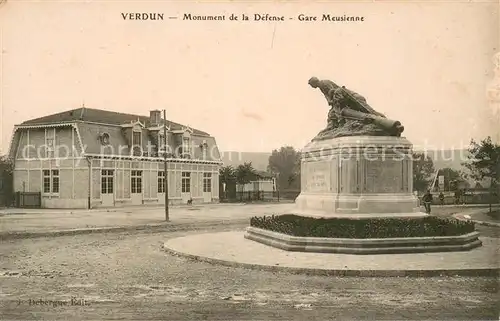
[
  {"x1": 422, "y1": 190, "x2": 433, "y2": 214},
  {"x1": 439, "y1": 192, "x2": 445, "y2": 205},
  {"x1": 454, "y1": 190, "x2": 461, "y2": 204}
]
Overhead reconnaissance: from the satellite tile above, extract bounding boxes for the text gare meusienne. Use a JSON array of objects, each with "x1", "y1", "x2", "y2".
[{"x1": 298, "y1": 14, "x2": 365, "y2": 22}]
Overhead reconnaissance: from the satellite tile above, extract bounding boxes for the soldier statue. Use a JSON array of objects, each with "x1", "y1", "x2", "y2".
[{"x1": 308, "y1": 76, "x2": 404, "y2": 139}]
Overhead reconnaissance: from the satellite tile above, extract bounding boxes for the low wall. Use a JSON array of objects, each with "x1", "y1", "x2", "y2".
[{"x1": 244, "y1": 227, "x2": 482, "y2": 255}]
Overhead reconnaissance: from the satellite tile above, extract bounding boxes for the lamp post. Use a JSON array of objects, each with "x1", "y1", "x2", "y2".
[{"x1": 163, "y1": 109, "x2": 169, "y2": 221}]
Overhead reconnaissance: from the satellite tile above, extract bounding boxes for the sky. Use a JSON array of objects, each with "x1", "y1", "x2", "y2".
[{"x1": 0, "y1": 0, "x2": 498, "y2": 155}]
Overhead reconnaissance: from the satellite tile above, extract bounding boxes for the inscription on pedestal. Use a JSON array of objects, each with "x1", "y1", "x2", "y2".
[
  {"x1": 297, "y1": 137, "x2": 419, "y2": 214},
  {"x1": 365, "y1": 160, "x2": 402, "y2": 193},
  {"x1": 304, "y1": 161, "x2": 331, "y2": 192}
]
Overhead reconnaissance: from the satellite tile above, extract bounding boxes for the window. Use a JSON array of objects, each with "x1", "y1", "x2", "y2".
[
  {"x1": 44, "y1": 127, "x2": 56, "y2": 158},
  {"x1": 158, "y1": 171, "x2": 165, "y2": 193},
  {"x1": 101, "y1": 170, "x2": 114, "y2": 194},
  {"x1": 132, "y1": 131, "x2": 142, "y2": 156},
  {"x1": 181, "y1": 172, "x2": 191, "y2": 193},
  {"x1": 131, "y1": 170, "x2": 142, "y2": 194},
  {"x1": 46, "y1": 138, "x2": 55, "y2": 158},
  {"x1": 157, "y1": 133, "x2": 167, "y2": 157},
  {"x1": 132, "y1": 131, "x2": 142, "y2": 146},
  {"x1": 182, "y1": 137, "x2": 191, "y2": 159},
  {"x1": 202, "y1": 141, "x2": 208, "y2": 160},
  {"x1": 43, "y1": 169, "x2": 59, "y2": 194},
  {"x1": 203, "y1": 173, "x2": 212, "y2": 193},
  {"x1": 43, "y1": 170, "x2": 50, "y2": 193},
  {"x1": 100, "y1": 133, "x2": 110, "y2": 146}
]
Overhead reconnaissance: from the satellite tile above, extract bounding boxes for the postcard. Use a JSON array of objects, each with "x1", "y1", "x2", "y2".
[{"x1": 0, "y1": 1, "x2": 498, "y2": 320}]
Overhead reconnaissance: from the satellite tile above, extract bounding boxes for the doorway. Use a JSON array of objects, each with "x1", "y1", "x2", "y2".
[
  {"x1": 203, "y1": 172, "x2": 212, "y2": 203},
  {"x1": 131, "y1": 170, "x2": 143, "y2": 205},
  {"x1": 101, "y1": 169, "x2": 114, "y2": 207}
]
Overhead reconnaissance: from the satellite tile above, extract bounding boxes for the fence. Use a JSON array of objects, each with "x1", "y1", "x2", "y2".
[
  {"x1": 0, "y1": 175, "x2": 13, "y2": 207},
  {"x1": 0, "y1": 193, "x2": 14, "y2": 207},
  {"x1": 279, "y1": 189, "x2": 300, "y2": 200},
  {"x1": 219, "y1": 189, "x2": 301, "y2": 203},
  {"x1": 418, "y1": 190, "x2": 499, "y2": 206},
  {"x1": 13, "y1": 192, "x2": 42, "y2": 208},
  {"x1": 220, "y1": 191, "x2": 279, "y2": 203}
]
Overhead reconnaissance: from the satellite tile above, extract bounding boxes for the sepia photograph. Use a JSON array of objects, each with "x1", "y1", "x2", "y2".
[{"x1": 0, "y1": 0, "x2": 499, "y2": 320}]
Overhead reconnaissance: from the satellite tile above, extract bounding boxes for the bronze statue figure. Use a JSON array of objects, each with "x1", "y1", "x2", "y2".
[{"x1": 308, "y1": 76, "x2": 404, "y2": 140}]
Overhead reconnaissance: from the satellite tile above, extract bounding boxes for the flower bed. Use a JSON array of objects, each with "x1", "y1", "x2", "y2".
[{"x1": 249, "y1": 214, "x2": 476, "y2": 239}]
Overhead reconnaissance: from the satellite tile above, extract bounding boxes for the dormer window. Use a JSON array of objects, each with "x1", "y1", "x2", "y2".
[
  {"x1": 171, "y1": 127, "x2": 193, "y2": 158},
  {"x1": 158, "y1": 132, "x2": 167, "y2": 156},
  {"x1": 200, "y1": 140, "x2": 208, "y2": 160},
  {"x1": 133, "y1": 131, "x2": 141, "y2": 146},
  {"x1": 121, "y1": 120, "x2": 145, "y2": 155},
  {"x1": 132, "y1": 130, "x2": 142, "y2": 156},
  {"x1": 182, "y1": 137, "x2": 190, "y2": 159},
  {"x1": 45, "y1": 128, "x2": 55, "y2": 158},
  {"x1": 181, "y1": 133, "x2": 191, "y2": 159}
]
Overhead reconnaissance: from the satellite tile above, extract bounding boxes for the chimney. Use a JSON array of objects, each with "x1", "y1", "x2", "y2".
[{"x1": 150, "y1": 110, "x2": 161, "y2": 126}]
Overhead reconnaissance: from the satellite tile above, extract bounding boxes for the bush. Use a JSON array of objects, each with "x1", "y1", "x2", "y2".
[
  {"x1": 249, "y1": 214, "x2": 475, "y2": 239},
  {"x1": 0, "y1": 156, "x2": 13, "y2": 207}
]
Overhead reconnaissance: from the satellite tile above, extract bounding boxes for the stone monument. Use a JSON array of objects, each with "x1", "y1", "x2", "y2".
[
  {"x1": 294, "y1": 77, "x2": 422, "y2": 218},
  {"x1": 245, "y1": 77, "x2": 481, "y2": 254}
]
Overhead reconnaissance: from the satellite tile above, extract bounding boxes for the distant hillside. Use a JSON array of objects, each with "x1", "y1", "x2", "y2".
[
  {"x1": 220, "y1": 151, "x2": 271, "y2": 171},
  {"x1": 221, "y1": 149, "x2": 491, "y2": 187},
  {"x1": 221, "y1": 149, "x2": 471, "y2": 172}
]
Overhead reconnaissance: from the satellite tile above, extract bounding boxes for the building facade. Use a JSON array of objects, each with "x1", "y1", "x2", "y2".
[
  {"x1": 237, "y1": 171, "x2": 276, "y2": 192},
  {"x1": 8, "y1": 108, "x2": 222, "y2": 208}
]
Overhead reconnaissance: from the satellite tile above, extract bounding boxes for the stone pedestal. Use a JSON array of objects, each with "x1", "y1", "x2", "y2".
[{"x1": 295, "y1": 136, "x2": 424, "y2": 218}]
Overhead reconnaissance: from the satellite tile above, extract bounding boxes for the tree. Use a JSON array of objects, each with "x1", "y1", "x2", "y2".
[
  {"x1": 267, "y1": 146, "x2": 301, "y2": 192},
  {"x1": 463, "y1": 136, "x2": 500, "y2": 211},
  {"x1": 0, "y1": 156, "x2": 14, "y2": 207},
  {"x1": 438, "y1": 167, "x2": 464, "y2": 191},
  {"x1": 219, "y1": 165, "x2": 236, "y2": 185},
  {"x1": 412, "y1": 152, "x2": 435, "y2": 192},
  {"x1": 219, "y1": 165, "x2": 237, "y2": 201},
  {"x1": 234, "y1": 162, "x2": 258, "y2": 191},
  {"x1": 463, "y1": 137, "x2": 500, "y2": 182}
]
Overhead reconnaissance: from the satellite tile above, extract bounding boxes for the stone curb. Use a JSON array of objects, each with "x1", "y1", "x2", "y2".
[
  {"x1": 244, "y1": 227, "x2": 482, "y2": 254},
  {"x1": 161, "y1": 244, "x2": 500, "y2": 278},
  {"x1": 0, "y1": 202, "x2": 494, "y2": 216},
  {"x1": 0, "y1": 219, "x2": 250, "y2": 241},
  {"x1": 0, "y1": 203, "x2": 251, "y2": 216},
  {"x1": 453, "y1": 214, "x2": 500, "y2": 228}
]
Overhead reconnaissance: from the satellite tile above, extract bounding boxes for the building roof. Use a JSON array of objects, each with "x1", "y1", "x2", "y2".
[{"x1": 20, "y1": 107, "x2": 210, "y2": 136}]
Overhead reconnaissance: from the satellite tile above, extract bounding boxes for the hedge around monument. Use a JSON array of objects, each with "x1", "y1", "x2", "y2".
[{"x1": 249, "y1": 214, "x2": 476, "y2": 239}]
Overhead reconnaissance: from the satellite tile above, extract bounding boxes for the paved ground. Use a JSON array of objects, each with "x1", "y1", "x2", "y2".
[
  {"x1": 0, "y1": 203, "x2": 296, "y2": 233},
  {"x1": 470, "y1": 210, "x2": 500, "y2": 223},
  {"x1": 0, "y1": 203, "x2": 482, "y2": 235},
  {"x1": 1, "y1": 223, "x2": 499, "y2": 320},
  {"x1": 454, "y1": 208, "x2": 500, "y2": 228},
  {"x1": 165, "y1": 231, "x2": 499, "y2": 274},
  {"x1": 1, "y1": 205, "x2": 499, "y2": 320}
]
